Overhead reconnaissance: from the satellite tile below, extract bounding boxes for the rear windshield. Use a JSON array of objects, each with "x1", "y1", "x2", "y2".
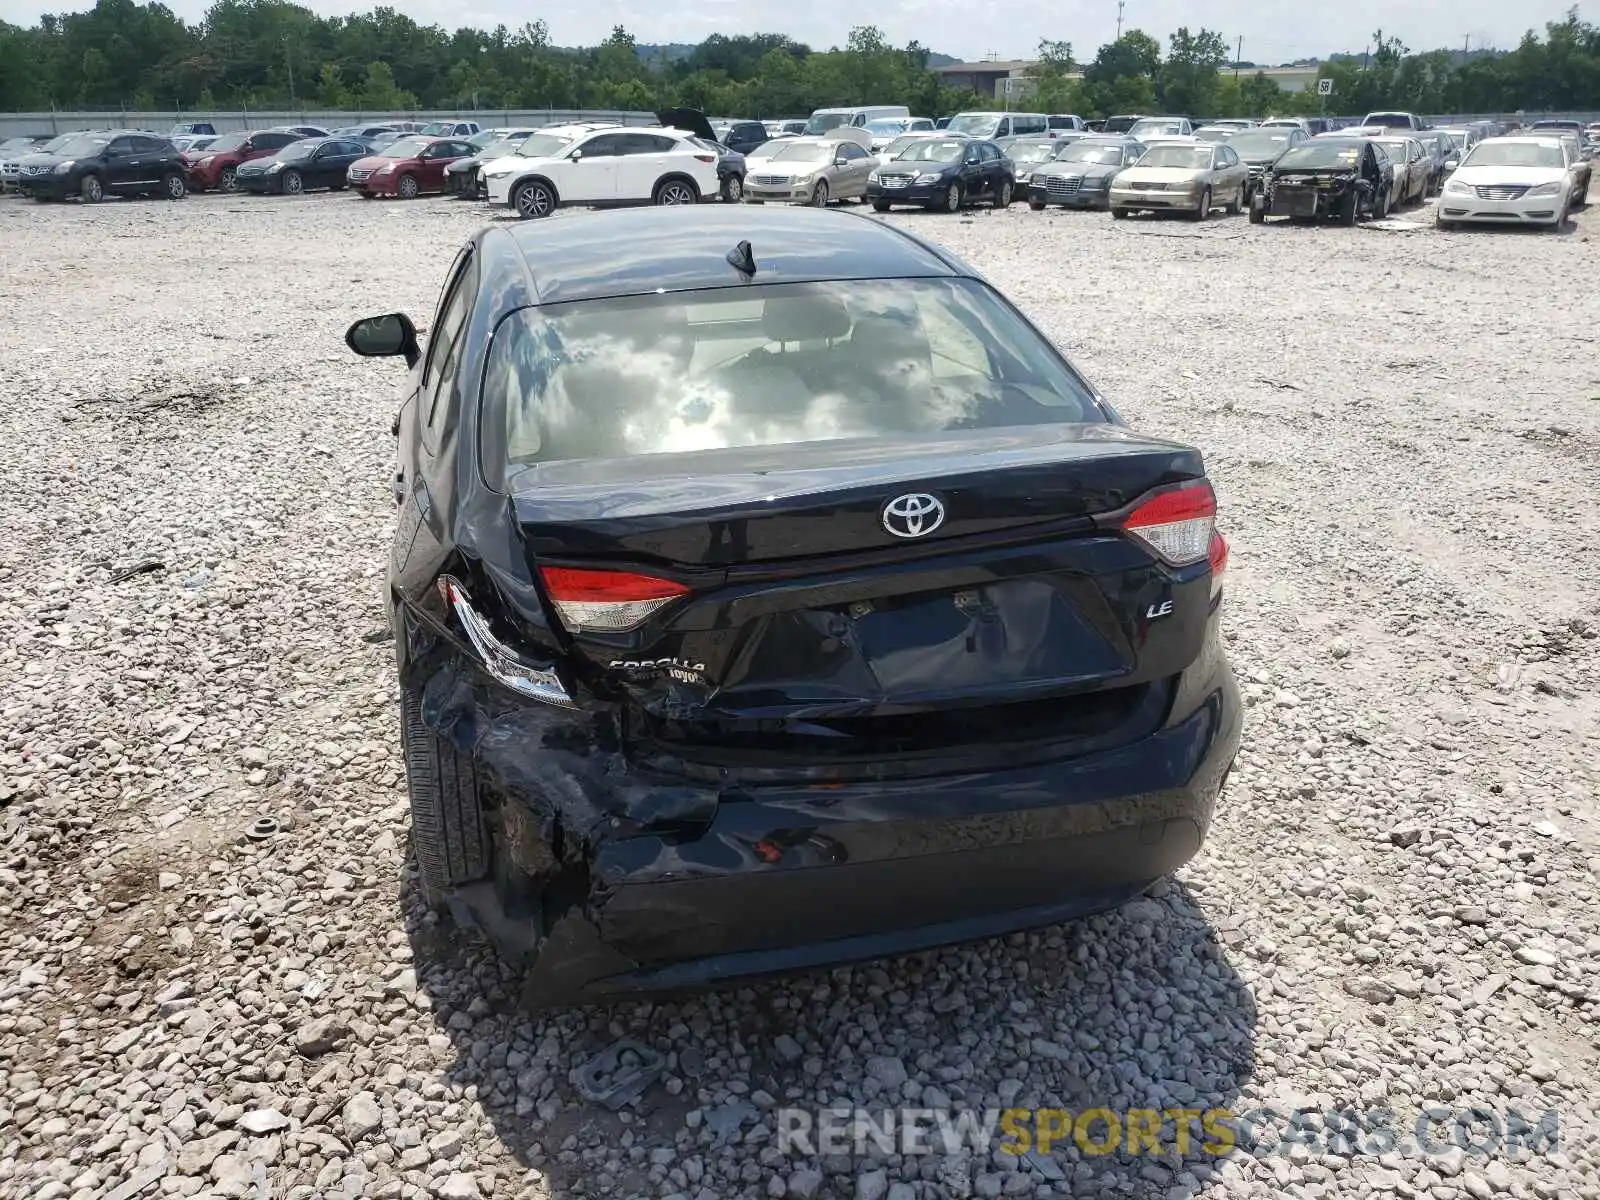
[{"x1": 480, "y1": 279, "x2": 1103, "y2": 490}]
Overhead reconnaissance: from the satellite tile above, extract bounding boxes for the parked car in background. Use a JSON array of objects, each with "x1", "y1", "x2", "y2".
[
  {"x1": 999, "y1": 136, "x2": 1070, "y2": 185},
  {"x1": 332, "y1": 124, "x2": 402, "y2": 142},
  {"x1": 185, "y1": 129, "x2": 302, "y2": 192},
  {"x1": 1227, "y1": 127, "x2": 1308, "y2": 202},
  {"x1": 1251, "y1": 137, "x2": 1393, "y2": 225},
  {"x1": 278, "y1": 125, "x2": 331, "y2": 138},
  {"x1": 1127, "y1": 117, "x2": 1195, "y2": 141},
  {"x1": 483, "y1": 125, "x2": 721, "y2": 218},
  {"x1": 1436, "y1": 136, "x2": 1576, "y2": 230},
  {"x1": 714, "y1": 121, "x2": 769, "y2": 155},
  {"x1": 445, "y1": 129, "x2": 543, "y2": 198},
  {"x1": 1435, "y1": 124, "x2": 1487, "y2": 176},
  {"x1": 1194, "y1": 126, "x2": 1239, "y2": 142},
  {"x1": 1260, "y1": 117, "x2": 1334, "y2": 136},
  {"x1": 1541, "y1": 130, "x2": 1591, "y2": 204},
  {"x1": 657, "y1": 109, "x2": 752, "y2": 201},
  {"x1": 168, "y1": 121, "x2": 216, "y2": 138},
  {"x1": 1026, "y1": 136, "x2": 1144, "y2": 210},
  {"x1": 1411, "y1": 130, "x2": 1449, "y2": 195},
  {"x1": 875, "y1": 130, "x2": 961, "y2": 165},
  {"x1": 1362, "y1": 111, "x2": 1426, "y2": 132},
  {"x1": 1101, "y1": 114, "x2": 1147, "y2": 134},
  {"x1": 945, "y1": 111, "x2": 1048, "y2": 139},
  {"x1": 235, "y1": 136, "x2": 368, "y2": 194},
  {"x1": 862, "y1": 117, "x2": 936, "y2": 152},
  {"x1": 1529, "y1": 119, "x2": 1584, "y2": 135},
  {"x1": 418, "y1": 120, "x2": 481, "y2": 138},
  {"x1": 1047, "y1": 114, "x2": 1087, "y2": 134},
  {"x1": 744, "y1": 131, "x2": 875, "y2": 206},
  {"x1": 1207, "y1": 119, "x2": 1257, "y2": 131},
  {"x1": 170, "y1": 134, "x2": 218, "y2": 154},
  {"x1": 764, "y1": 118, "x2": 808, "y2": 136},
  {"x1": 348, "y1": 135, "x2": 475, "y2": 198},
  {"x1": 804, "y1": 105, "x2": 911, "y2": 135},
  {"x1": 867, "y1": 136, "x2": 1016, "y2": 212},
  {"x1": 1371, "y1": 135, "x2": 1430, "y2": 205},
  {"x1": 15, "y1": 130, "x2": 188, "y2": 202},
  {"x1": 0, "y1": 135, "x2": 56, "y2": 191},
  {"x1": 1110, "y1": 140, "x2": 1246, "y2": 220}
]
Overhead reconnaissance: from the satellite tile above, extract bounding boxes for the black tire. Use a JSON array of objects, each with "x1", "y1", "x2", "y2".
[
  {"x1": 1111, "y1": 206, "x2": 1130, "y2": 219},
  {"x1": 654, "y1": 177, "x2": 699, "y2": 206},
  {"x1": 1190, "y1": 187, "x2": 1210, "y2": 221},
  {"x1": 219, "y1": 166, "x2": 238, "y2": 193},
  {"x1": 1028, "y1": 198, "x2": 1045, "y2": 211},
  {"x1": 400, "y1": 682, "x2": 488, "y2": 898},
  {"x1": 721, "y1": 173, "x2": 743, "y2": 203},
  {"x1": 1248, "y1": 199, "x2": 1265, "y2": 224},
  {"x1": 1435, "y1": 216, "x2": 1456, "y2": 231},
  {"x1": 360, "y1": 191, "x2": 377, "y2": 200},
  {"x1": 397, "y1": 174, "x2": 419, "y2": 200},
  {"x1": 941, "y1": 181, "x2": 964, "y2": 213},
  {"x1": 1374, "y1": 186, "x2": 1389, "y2": 219},
  {"x1": 1340, "y1": 190, "x2": 1358, "y2": 226},
  {"x1": 1225, "y1": 181, "x2": 1242, "y2": 215},
  {"x1": 514, "y1": 179, "x2": 554, "y2": 218},
  {"x1": 809, "y1": 179, "x2": 829, "y2": 208},
  {"x1": 80, "y1": 173, "x2": 104, "y2": 203},
  {"x1": 872, "y1": 199, "x2": 891, "y2": 212},
  {"x1": 993, "y1": 178, "x2": 1014, "y2": 208},
  {"x1": 162, "y1": 171, "x2": 186, "y2": 200},
  {"x1": 282, "y1": 169, "x2": 303, "y2": 196},
  {"x1": 1574, "y1": 178, "x2": 1590, "y2": 209}
]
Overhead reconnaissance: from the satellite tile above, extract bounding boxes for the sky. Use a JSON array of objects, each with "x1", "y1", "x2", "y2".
[{"x1": 0, "y1": 0, "x2": 1575, "y2": 63}]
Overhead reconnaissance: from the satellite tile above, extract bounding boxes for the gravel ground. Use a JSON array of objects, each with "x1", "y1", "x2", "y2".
[{"x1": 0, "y1": 188, "x2": 1597, "y2": 1200}]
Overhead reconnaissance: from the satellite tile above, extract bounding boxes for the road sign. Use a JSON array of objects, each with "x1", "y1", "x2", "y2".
[{"x1": 1317, "y1": 78, "x2": 1334, "y2": 95}]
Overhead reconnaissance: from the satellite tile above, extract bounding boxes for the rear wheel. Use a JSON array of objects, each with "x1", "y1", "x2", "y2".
[
  {"x1": 400, "y1": 682, "x2": 489, "y2": 900},
  {"x1": 162, "y1": 171, "x2": 186, "y2": 200},
  {"x1": 720, "y1": 173, "x2": 743, "y2": 203},
  {"x1": 80, "y1": 173, "x2": 104, "y2": 203},
  {"x1": 993, "y1": 179, "x2": 1014, "y2": 208},
  {"x1": 397, "y1": 174, "x2": 419, "y2": 200},
  {"x1": 1248, "y1": 197, "x2": 1265, "y2": 224},
  {"x1": 654, "y1": 178, "x2": 699, "y2": 206}
]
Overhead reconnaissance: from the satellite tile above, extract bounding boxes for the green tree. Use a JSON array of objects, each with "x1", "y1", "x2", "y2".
[
  {"x1": 357, "y1": 59, "x2": 413, "y2": 108},
  {"x1": 1024, "y1": 39, "x2": 1080, "y2": 112},
  {"x1": 1158, "y1": 27, "x2": 1228, "y2": 114}
]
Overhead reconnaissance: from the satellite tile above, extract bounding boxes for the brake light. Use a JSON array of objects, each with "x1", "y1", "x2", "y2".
[
  {"x1": 539, "y1": 567, "x2": 689, "y2": 632},
  {"x1": 1119, "y1": 481, "x2": 1216, "y2": 566},
  {"x1": 693, "y1": 153, "x2": 717, "y2": 163},
  {"x1": 1208, "y1": 530, "x2": 1228, "y2": 600}
]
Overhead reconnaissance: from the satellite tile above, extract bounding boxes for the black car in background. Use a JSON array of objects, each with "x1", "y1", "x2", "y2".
[
  {"x1": 867, "y1": 136, "x2": 1016, "y2": 211},
  {"x1": 1226, "y1": 127, "x2": 1309, "y2": 202},
  {"x1": 341, "y1": 203, "x2": 1241, "y2": 1005},
  {"x1": 235, "y1": 137, "x2": 369, "y2": 194},
  {"x1": 15, "y1": 129, "x2": 188, "y2": 202},
  {"x1": 1251, "y1": 138, "x2": 1394, "y2": 225},
  {"x1": 719, "y1": 120, "x2": 770, "y2": 155}
]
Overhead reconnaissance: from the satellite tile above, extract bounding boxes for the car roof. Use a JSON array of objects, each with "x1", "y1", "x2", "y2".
[{"x1": 497, "y1": 206, "x2": 966, "y2": 306}]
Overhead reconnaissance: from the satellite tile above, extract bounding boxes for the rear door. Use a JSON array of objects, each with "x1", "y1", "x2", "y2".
[
  {"x1": 834, "y1": 140, "x2": 873, "y2": 196},
  {"x1": 614, "y1": 133, "x2": 678, "y2": 201},
  {"x1": 102, "y1": 136, "x2": 142, "y2": 191}
]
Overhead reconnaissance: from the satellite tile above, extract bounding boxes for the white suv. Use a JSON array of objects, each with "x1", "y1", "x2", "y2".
[{"x1": 482, "y1": 124, "x2": 720, "y2": 218}]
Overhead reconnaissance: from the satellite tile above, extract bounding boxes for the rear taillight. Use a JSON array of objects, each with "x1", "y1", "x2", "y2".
[
  {"x1": 1208, "y1": 530, "x2": 1228, "y2": 601},
  {"x1": 539, "y1": 567, "x2": 688, "y2": 633},
  {"x1": 437, "y1": 576, "x2": 574, "y2": 708},
  {"x1": 693, "y1": 153, "x2": 717, "y2": 163},
  {"x1": 1119, "y1": 481, "x2": 1216, "y2": 566}
]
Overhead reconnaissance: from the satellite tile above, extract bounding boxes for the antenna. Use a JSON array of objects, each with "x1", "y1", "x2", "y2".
[
  {"x1": 1116, "y1": 1, "x2": 1126, "y2": 39},
  {"x1": 726, "y1": 240, "x2": 757, "y2": 278}
]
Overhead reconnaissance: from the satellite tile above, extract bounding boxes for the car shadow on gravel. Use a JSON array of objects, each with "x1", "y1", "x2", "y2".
[{"x1": 403, "y1": 870, "x2": 1257, "y2": 1199}]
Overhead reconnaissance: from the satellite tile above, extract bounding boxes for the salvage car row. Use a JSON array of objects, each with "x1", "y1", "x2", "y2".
[{"x1": 3, "y1": 114, "x2": 1591, "y2": 231}]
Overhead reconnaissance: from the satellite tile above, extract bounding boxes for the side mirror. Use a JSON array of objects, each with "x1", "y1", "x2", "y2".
[
  {"x1": 346, "y1": 313, "x2": 420, "y2": 369},
  {"x1": 569, "y1": 149, "x2": 583, "y2": 161}
]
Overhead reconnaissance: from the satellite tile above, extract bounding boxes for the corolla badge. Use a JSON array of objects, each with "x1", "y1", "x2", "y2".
[{"x1": 882, "y1": 492, "x2": 945, "y2": 539}]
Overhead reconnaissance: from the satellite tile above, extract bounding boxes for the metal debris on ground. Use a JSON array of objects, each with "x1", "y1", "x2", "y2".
[{"x1": 569, "y1": 1038, "x2": 666, "y2": 1110}]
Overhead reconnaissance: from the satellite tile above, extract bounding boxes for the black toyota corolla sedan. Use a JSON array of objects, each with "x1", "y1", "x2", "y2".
[{"x1": 346, "y1": 205, "x2": 1241, "y2": 1005}]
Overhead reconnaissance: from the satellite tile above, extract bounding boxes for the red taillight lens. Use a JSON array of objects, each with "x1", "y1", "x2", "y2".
[
  {"x1": 1119, "y1": 481, "x2": 1217, "y2": 566},
  {"x1": 539, "y1": 567, "x2": 689, "y2": 632},
  {"x1": 693, "y1": 153, "x2": 717, "y2": 163}
]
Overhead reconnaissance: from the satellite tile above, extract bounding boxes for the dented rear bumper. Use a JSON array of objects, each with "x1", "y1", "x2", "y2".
[{"x1": 407, "y1": 613, "x2": 1241, "y2": 1006}]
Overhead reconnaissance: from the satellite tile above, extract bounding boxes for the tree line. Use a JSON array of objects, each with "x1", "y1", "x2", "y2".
[{"x1": 2, "y1": 0, "x2": 1599, "y2": 118}]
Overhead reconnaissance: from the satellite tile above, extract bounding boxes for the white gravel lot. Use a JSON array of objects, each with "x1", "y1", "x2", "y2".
[{"x1": 0, "y1": 189, "x2": 1597, "y2": 1200}]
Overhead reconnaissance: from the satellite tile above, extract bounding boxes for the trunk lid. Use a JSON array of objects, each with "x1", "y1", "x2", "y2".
[{"x1": 511, "y1": 427, "x2": 1214, "y2": 772}]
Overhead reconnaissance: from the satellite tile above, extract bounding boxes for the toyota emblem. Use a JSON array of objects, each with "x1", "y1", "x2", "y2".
[{"x1": 881, "y1": 492, "x2": 946, "y2": 539}]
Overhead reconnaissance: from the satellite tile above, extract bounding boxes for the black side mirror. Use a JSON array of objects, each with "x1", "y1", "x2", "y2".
[{"x1": 346, "y1": 313, "x2": 420, "y2": 369}]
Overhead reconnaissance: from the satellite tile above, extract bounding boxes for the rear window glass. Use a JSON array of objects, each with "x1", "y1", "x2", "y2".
[{"x1": 479, "y1": 279, "x2": 1103, "y2": 490}]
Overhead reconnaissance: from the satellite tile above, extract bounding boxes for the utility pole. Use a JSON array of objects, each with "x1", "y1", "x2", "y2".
[
  {"x1": 1463, "y1": 34, "x2": 1470, "y2": 55},
  {"x1": 1116, "y1": 1, "x2": 1125, "y2": 40},
  {"x1": 1235, "y1": 36, "x2": 1242, "y2": 78},
  {"x1": 284, "y1": 35, "x2": 295, "y2": 106}
]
